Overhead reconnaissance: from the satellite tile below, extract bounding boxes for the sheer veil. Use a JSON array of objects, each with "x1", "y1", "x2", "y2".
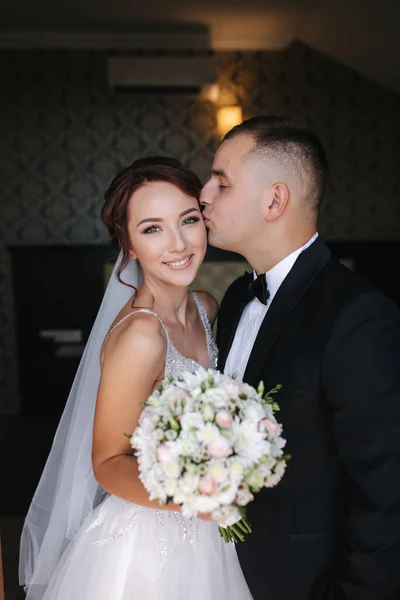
[{"x1": 19, "y1": 252, "x2": 142, "y2": 600}]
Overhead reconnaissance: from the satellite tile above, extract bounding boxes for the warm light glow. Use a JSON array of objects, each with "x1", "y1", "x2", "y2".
[
  {"x1": 217, "y1": 105, "x2": 243, "y2": 138},
  {"x1": 201, "y1": 83, "x2": 220, "y2": 103}
]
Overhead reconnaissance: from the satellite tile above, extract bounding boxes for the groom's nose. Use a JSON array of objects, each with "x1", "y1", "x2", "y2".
[{"x1": 200, "y1": 181, "x2": 213, "y2": 207}]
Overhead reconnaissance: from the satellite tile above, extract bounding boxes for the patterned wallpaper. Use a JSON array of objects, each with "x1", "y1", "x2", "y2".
[{"x1": 0, "y1": 42, "x2": 399, "y2": 412}]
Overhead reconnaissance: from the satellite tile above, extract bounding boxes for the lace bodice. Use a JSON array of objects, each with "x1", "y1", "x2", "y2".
[{"x1": 106, "y1": 292, "x2": 218, "y2": 376}]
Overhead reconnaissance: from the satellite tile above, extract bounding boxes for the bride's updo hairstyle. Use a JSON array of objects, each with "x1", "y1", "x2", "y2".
[{"x1": 101, "y1": 157, "x2": 203, "y2": 285}]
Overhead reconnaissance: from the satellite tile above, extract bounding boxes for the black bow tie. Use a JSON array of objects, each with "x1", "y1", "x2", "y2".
[{"x1": 246, "y1": 273, "x2": 270, "y2": 305}]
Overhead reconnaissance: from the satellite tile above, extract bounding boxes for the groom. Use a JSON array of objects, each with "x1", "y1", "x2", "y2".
[{"x1": 200, "y1": 116, "x2": 400, "y2": 600}]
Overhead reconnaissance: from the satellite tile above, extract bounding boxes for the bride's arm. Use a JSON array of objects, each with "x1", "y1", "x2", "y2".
[{"x1": 92, "y1": 313, "x2": 181, "y2": 511}]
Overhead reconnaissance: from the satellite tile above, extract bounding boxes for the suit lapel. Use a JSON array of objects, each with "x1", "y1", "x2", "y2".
[
  {"x1": 217, "y1": 273, "x2": 251, "y2": 373},
  {"x1": 243, "y1": 238, "x2": 331, "y2": 385}
]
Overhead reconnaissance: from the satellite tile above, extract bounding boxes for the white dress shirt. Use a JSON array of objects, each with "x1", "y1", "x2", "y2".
[{"x1": 224, "y1": 233, "x2": 319, "y2": 381}]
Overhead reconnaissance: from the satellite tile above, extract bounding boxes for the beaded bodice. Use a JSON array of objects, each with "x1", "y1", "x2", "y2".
[{"x1": 106, "y1": 292, "x2": 218, "y2": 375}]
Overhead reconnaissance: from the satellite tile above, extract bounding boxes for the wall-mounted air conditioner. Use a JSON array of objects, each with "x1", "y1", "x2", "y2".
[{"x1": 107, "y1": 54, "x2": 217, "y2": 93}]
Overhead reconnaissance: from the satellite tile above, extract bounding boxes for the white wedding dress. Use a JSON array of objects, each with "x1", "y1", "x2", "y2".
[{"x1": 41, "y1": 293, "x2": 253, "y2": 600}]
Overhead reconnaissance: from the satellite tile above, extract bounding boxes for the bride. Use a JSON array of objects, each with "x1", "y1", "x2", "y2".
[{"x1": 19, "y1": 157, "x2": 253, "y2": 600}]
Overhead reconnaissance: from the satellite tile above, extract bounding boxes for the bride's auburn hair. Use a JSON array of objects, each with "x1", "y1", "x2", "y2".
[{"x1": 101, "y1": 156, "x2": 203, "y2": 285}]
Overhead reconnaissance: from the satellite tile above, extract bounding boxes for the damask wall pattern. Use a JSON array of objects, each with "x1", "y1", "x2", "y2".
[{"x1": 0, "y1": 42, "x2": 399, "y2": 412}]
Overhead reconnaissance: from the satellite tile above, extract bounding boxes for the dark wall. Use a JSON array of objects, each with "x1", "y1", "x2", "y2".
[{"x1": 1, "y1": 41, "x2": 399, "y2": 412}]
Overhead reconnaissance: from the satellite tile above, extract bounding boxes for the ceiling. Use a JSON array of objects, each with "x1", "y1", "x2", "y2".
[{"x1": 0, "y1": 0, "x2": 399, "y2": 94}]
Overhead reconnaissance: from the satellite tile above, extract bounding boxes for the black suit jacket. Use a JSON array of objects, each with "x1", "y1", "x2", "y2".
[{"x1": 217, "y1": 238, "x2": 400, "y2": 600}]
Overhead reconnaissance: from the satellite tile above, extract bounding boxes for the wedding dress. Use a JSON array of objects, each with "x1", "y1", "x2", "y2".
[{"x1": 40, "y1": 293, "x2": 253, "y2": 600}]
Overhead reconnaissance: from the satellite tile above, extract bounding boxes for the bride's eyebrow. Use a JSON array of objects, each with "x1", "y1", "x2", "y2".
[{"x1": 137, "y1": 207, "x2": 200, "y2": 228}]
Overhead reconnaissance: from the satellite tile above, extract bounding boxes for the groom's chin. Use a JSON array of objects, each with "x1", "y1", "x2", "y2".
[{"x1": 207, "y1": 233, "x2": 227, "y2": 252}]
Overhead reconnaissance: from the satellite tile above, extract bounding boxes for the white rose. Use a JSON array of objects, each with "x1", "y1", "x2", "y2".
[
  {"x1": 190, "y1": 386, "x2": 203, "y2": 398},
  {"x1": 164, "y1": 460, "x2": 181, "y2": 478},
  {"x1": 179, "y1": 472, "x2": 200, "y2": 495},
  {"x1": 227, "y1": 458, "x2": 244, "y2": 481},
  {"x1": 180, "y1": 412, "x2": 205, "y2": 431},
  {"x1": 221, "y1": 380, "x2": 241, "y2": 397},
  {"x1": 215, "y1": 482, "x2": 238, "y2": 505},
  {"x1": 203, "y1": 388, "x2": 230, "y2": 408},
  {"x1": 245, "y1": 470, "x2": 264, "y2": 491},
  {"x1": 185, "y1": 463, "x2": 200, "y2": 475},
  {"x1": 242, "y1": 399, "x2": 265, "y2": 422},
  {"x1": 270, "y1": 436, "x2": 287, "y2": 457},
  {"x1": 178, "y1": 436, "x2": 200, "y2": 457},
  {"x1": 212, "y1": 505, "x2": 241, "y2": 528},
  {"x1": 139, "y1": 413, "x2": 155, "y2": 431},
  {"x1": 264, "y1": 460, "x2": 287, "y2": 488},
  {"x1": 209, "y1": 460, "x2": 228, "y2": 483},
  {"x1": 236, "y1": 488, "x2": 254, "y2": 506},
  {"x1": 196, "y1": 495, "x2": 220, "y2": 514},
  {"x1": 180, "y1": 495, "x2": 198, "y2": 518},
  {"x1": 165, "y1": 478, "x2": 178, "y2": 497},
  {"x1": 196, "y1": 423, "x2": 220, "y2": 444},
  {"x1": 240, "y1": 383, "x2": 257, "y2": 398}
]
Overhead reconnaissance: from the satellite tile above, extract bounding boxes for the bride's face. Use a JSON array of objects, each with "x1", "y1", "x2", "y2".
[{"x1": 127, "y1": 181, "x2": 207, "y2": 287}]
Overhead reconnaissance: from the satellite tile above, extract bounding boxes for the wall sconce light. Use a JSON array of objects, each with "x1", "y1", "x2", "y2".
[{"x1": 217, "y1": 105, "x2": 243, "y2": 138}]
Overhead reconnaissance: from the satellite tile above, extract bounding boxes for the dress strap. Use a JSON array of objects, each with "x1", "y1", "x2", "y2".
[
  {"x1": 191, "y1": 292, "x2": 212, "y2": 334},
  {"x1": 104, "y1": 308, "x2": 170, "y2": 344}
]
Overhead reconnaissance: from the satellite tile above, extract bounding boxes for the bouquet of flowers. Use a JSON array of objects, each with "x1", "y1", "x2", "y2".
[{"x1": 129, "y1": 368, "x2": 289, "y2": 543}]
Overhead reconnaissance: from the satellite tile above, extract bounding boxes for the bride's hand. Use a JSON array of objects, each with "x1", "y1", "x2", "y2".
[{"x1": 197, "y1": 511, "x2": 213, "y2": 522}]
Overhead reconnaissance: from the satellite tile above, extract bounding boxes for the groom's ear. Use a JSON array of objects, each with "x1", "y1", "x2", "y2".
[{"x1": 262, "y1": 182, "x2": 289, "y2": 222}]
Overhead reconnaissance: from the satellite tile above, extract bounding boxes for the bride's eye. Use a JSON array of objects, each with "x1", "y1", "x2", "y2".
[
  {"x1": 143, "y1": 225, "x2": 161, "y2": 234},
  {"x1": 182, "y1": 216, "x2": 200, "y2": 225}
]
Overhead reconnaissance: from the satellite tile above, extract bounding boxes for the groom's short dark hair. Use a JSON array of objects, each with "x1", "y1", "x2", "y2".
[{"x1": 223, "y1": 116, "x2": 329, "y2": 216}]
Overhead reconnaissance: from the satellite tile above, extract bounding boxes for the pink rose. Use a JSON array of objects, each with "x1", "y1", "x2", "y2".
[
  {"x1": 259, "y1": 418, "x2": 279, "y2": 438},
  {"x1": 198, "y1": 475, "x2": 217, "y2": 495},
  {"x1": 207, "y1": 437, "x2": 232, "y2": 459},
  {"x1": 156, "y1": 442, "x2": 175, "y2": 463},
  {"x1": 215, "y1": 410, "x2": 233, "y2": 428}
]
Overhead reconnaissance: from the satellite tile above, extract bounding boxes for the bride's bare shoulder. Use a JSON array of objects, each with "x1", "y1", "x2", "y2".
[
  {"x1": 101, "y1": 305, "x2": 166, "y2": 368},
  {"x1": 193, "y1": 290, "x2": 219, "y2": 326}
]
